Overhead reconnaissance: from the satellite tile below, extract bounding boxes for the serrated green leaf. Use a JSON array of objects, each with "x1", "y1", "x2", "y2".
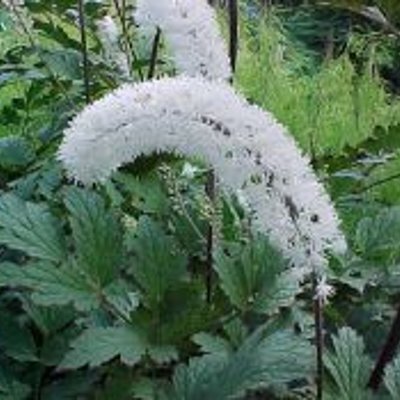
[
  {"x1": 148, "y1": 345, "x2": 179, "y2": 364},
  {"x1": 0, "y1": 194, "x2": 66, "y2": 262},
  {"x1": 0, "y1": 311, "x2": 37, "y2": 362},
  {"x1": 167, "y1": 328, "x2": 313, "y2": 400},
  {"x1": 103, "y1": 280, "x2": 139, "y2": 321},
  {"x1": 95, "y1": 369, "x2": 135, "y2": 400},
  {"x1": 323, "y1": 327, "x2": 372, "y2": 400},
  {"x1": 60, "y1": 326, "x2": 147, "y2": 369},
  {"x1": 41, "y1": 49, "x2": 81, "y2": 79},
  {"x1": 41, "y1": 372, "x2": 97, "y2": 400},
  {"x1": 0, "y1": 364, "x2": 30, "y2": 400},
  {"x1": 356, "y1": 206, "x2": 400, "y2": 261},
  {"x1": 215, "y1": 237, "x2": 299, "y2": 314},
  {"x1": 64, "y1": 187, "x2": 122, "y2": 286},
  {"x1": 131, "y1": 378, "x2": 167, "y2": 400},
  {"x1": 130, "y1": 216, "x2": 187, "y2": 307},
  {"x1": 192, "y1": 333, "x2": 232, "y2": 356},
  {"x1": 0, "y1": 262, "x2": 98, "y2": 311},
  {"x1": 21, "y1": 300, "x2": 75, "y2": 336},
  {"x1": 0, "y1": 137, "x2": 34, "y2": 170},
  {"x1": 40, "y1": 330, "x2": 77, "y2": 367},
  {"x1": 114, "y1": 172, "x2": 168, "y2": 214},
  {"x1": 131, "y1": 282, "x2": 217, "y2": 347}
]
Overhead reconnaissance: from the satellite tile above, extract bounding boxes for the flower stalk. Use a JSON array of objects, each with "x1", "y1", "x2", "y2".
[
  {"x1": 148, "y1": 27, "x2": 161, "y2": 79},
  {"x1": 228, "y1": 0, "x2": 238, "y2": 73},
  {"x1": 77, "y1": 0, "x2": 90, "y2": 104},
  {"x1": 368, "y1": 303, "x2": 400, "y2": 390}
]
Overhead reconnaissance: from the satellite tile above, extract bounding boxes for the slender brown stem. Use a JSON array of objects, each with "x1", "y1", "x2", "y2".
[
  {"x1": 314, "y1": 279, "x2": 324, "y2": 400},
  {"x1": 228, "y1": 0, "x2": 238, "y2": 74},
  {"x1": 205, "y1": 170, "x2": 216, "y2": 303},
  {"x1": 148, "y1": 27, "x2": 161, "y2": 79},
  {"x1": 112, "y1": 0, "x2": 144, "y2": 80},
  {"x1": 368, "y1": 302, "x2": 400, "y2": 391},
  {"x1": 77, "y1": 0, "x2": 90, "y2": 104}
]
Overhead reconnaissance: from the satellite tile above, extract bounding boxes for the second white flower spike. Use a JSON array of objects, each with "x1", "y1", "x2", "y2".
[{"x1": 135, "y1": 0, "x2": 231, "y2": 80}]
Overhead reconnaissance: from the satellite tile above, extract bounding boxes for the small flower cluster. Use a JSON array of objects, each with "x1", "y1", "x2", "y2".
[
  {"x1": 314, "y1": 275, "x2": 335, "y2": 304},
  {"x1": 134, "y1": 0, "x2": 231, "y2": 80}
]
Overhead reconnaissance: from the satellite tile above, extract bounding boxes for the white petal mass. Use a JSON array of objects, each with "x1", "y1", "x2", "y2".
[
  {"x1": 59, "y1": 76, "x2": 346, "y2": 271},
  {"x1": 134, "y1": 0, "x2": 231, "y2": 80}
]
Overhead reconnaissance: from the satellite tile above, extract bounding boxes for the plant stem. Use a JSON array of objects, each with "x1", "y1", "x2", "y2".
[
  {"x1": 228, "y1": 0, "x2": 238, "y2": 74},
  {"x1": 148, "y1": 27, "x2": 161, "y2": 79},
  {"x1": 205, "y1": 170, "x2": 216, "y2": 303},
  {"x1": 314, "y1": 277, "x2": 324, "y2": 400},
  {"x1": 77, "y1": 0, "x2": 90, "y2": 104},
  {"x1": 368, "y1": 302, "x2": 400, "y2": 390}
]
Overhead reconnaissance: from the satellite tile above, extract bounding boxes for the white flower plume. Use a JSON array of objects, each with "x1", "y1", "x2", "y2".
[
  {"x1": 96, "y1": 15, "x2": 130, "y2": 78},
  {"x1": 58, "y1": 76, "x2": 346, "y2": 271},
  {"x1": 134, "y1": 0, "x2": 231, "y2": 80}
]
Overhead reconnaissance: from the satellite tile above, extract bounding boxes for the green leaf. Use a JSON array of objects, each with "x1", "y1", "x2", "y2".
[
  {"x1": 0, "y1": 311, "x2": 37, "y2": 362},
  {"x1": 0, "y1": 194, "x2": 66, "y2": 262},
  {"x1": 356, "y1": 206, "x2": 400, "y2": 261},
  {"x1": 21, "y1": 300, "x2": 75, "y2": 336},
  {"x1": 33, "y1": 20, "x2": 82, "y2": 51},
  {"x1": 95, "y1": 369, "x2": 136, "y2": 400},
  {"x1": 131, "y1": 282, "x2": 217, "y2": 347},
  {"x1": 214, "y1": 237, "x2": 299, "y2": 314},
  {"x1": 192, "y1": 333, "x2": 232, "y2": 356},
  {"x1": 323, "y1": 327, "x2": 372, "y2": 400},
  {"x1": 130, "y1": 216, "x2": 187, "y2": 306},
  {"x1": 40, "y1": 329, "x2": 77, "y2": 367},
  {"x1": 115, "y1": 172, "x2": 168, "y2": 214},
  {"x1": 384, "y1": 355, "x2": 400, "y2": 400},
  {"x1": 41, "y1": 49, "x2": 81, "y2": 79},
  {"x1": 0, "y1": 364, "x2": 30, "y2": 400},
  {"x1": 0, "y1": 262, "x2": 98, "y2": 311},
  {"x1": 0, "y1": 137, "x2": 34, "y2": 170},
  {"x1": 102, "y1": 281, "x2": 139, "y2": 321},
  {"x1": 167, "y1": 328, "x2": 313, "y2": 400},
  {"x1": 147, "y1": 345, "x2": 179, "y2": 364},
  {"x1": 41, "y1": 372, "x2": 97, "y2": 400},
  {"x1": 60, "y1": 326, "x2": 147, "y2": 369},
  {"x1": 64, "y1": 187, "x2": 123, "y2": 286}
]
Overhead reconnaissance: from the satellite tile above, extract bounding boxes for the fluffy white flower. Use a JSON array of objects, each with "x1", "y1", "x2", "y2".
[
  {"x1": 58, "y1": 76, "x2": 346, "y2": 272},
  {"x1": 134, "y1": 0, "x2": 231, "y2": 80},
  {"x1": 96, "y1": 15, "x2": 130, "y2": 78}
]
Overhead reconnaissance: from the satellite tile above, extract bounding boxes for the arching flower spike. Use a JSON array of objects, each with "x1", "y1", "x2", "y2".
[
  {"x1": 134, "y1": 0, "x2": 231, "y2": 80},
  {"x1": 58, "y1": 76, "x2": 346, "y2": 272}
]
